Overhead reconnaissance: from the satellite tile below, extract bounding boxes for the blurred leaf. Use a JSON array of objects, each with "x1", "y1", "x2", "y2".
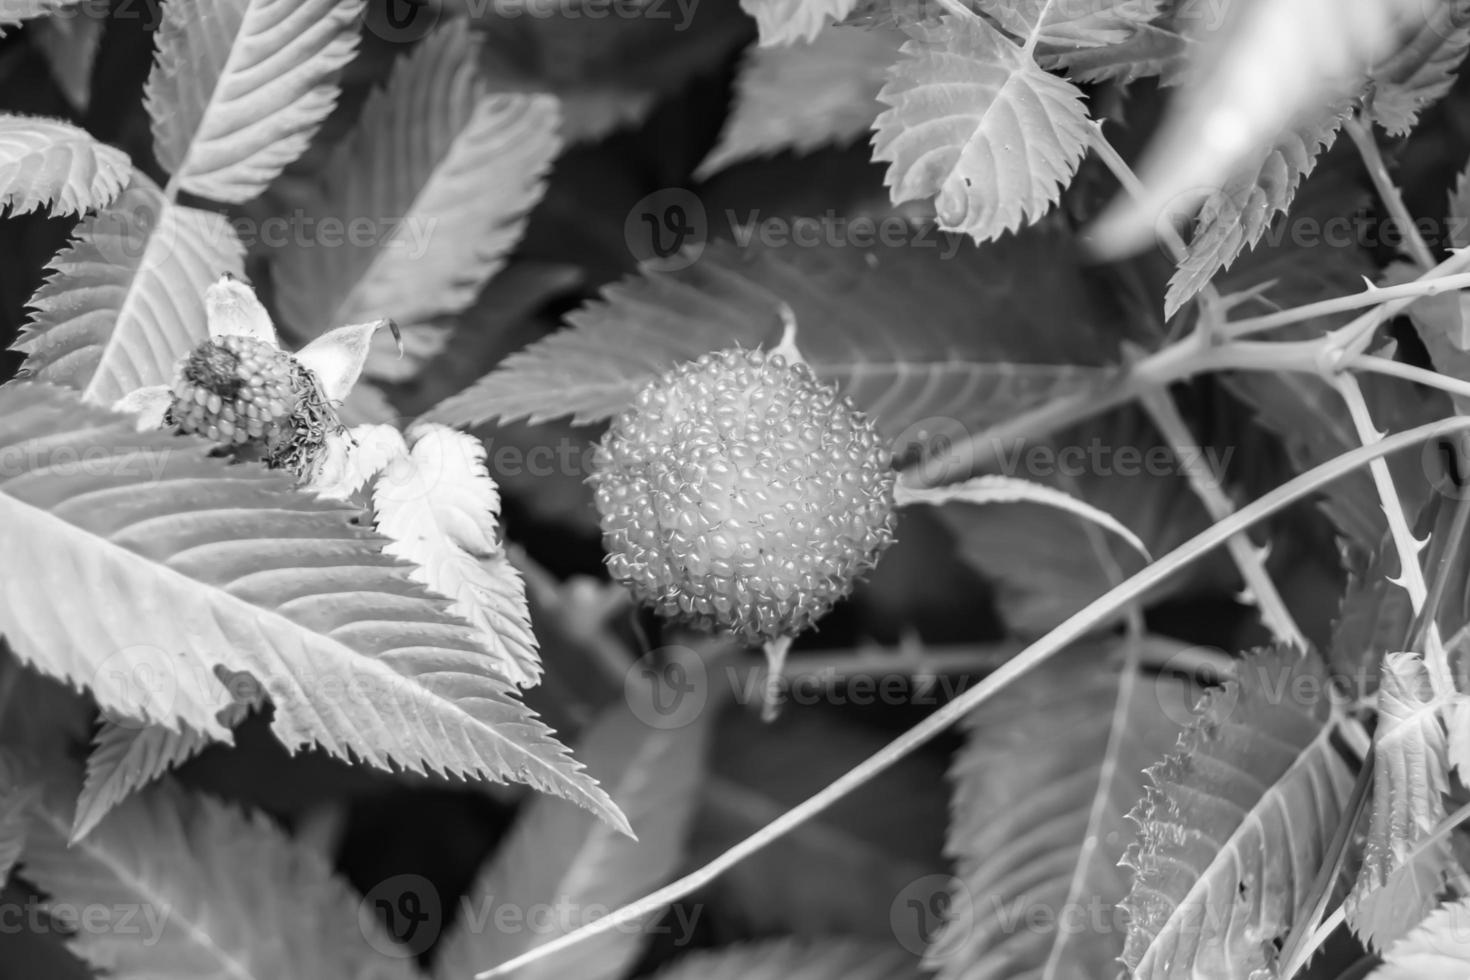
[
  {"x1": 427, "y1": 233, "x2": 1114, "y2": 443},
  {"x1": 272, "y1": 25, "x2": 560, "y2": 339},
  {"x1": 647, "y1": 937, "x2": 921, "y2": 980},
  {"x1": 691, "y1": 697, "x2": 947, "y2": 937},
  {"x1": 872, "y1": 16, "x2": 1091, "y2": 244},
  {"x1": 978, "y1": 0, "x2": 1163, "y2": 48},
  {"x1": 696, "y1": 27, "x2": 899, "y2": 179},
  {"x1": 1121, "y1": 646, "x2": 1355, "y2": 978},
  {"x1": 937, "y1": 407, "x2": 1224, "y2": 635},
  {"x1": 433, "y1": 684, "x2": 711, "y2": 980},
  {"x1": 928, "y1": 642, "x2": 1191, "y2": 980},
  {"x1": 29, "y1": 12, "x2": 102, "y2": 111},
  {"x1": 19, "y1": 778, "x2": 419, "y2": 979},
  {"x1": 742, "y1": 0, "x2": 858, "y2": 45},
  {"x1": 0, "y1": 0, "x2": 82, "y2": 30}
]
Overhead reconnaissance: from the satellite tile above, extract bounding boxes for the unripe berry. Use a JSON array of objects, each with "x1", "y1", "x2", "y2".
[{"x1": 591, "y1": 348, "x2": 896, "y2": 644}]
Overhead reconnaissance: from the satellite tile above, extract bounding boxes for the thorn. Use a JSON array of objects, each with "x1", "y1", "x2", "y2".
[
  {"x1": 386, "y1": 318, "x2": 403, "y2": 355},
  {"x1": 1235, "y1": 587, "x2": 1260, "y2": 606},
  {"x1": 1360, "y1": 276, "x2": 1379, "y2": 291},
  {"x1": 760, "y1": 635, "x2": 793, "y2": 722}
]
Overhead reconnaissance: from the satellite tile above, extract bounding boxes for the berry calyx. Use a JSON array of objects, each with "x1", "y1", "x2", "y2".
[{"x1": 591, "y1": 347, "x2": 897, "y2": 645}]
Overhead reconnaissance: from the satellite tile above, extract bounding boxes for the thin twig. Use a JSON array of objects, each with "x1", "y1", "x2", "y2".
[
  {"x1": 1345, "y1": 114, "x2": 1436, "y2": 271},
  {"x1": 473, "y1": 414, "x2": 1470, "y2": 980}
]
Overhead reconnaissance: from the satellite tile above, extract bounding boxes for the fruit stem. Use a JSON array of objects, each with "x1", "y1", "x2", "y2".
[
  {"x1": 760, "y1": 635, "x2": 793, "y2": 722},
  {"x1": 768, "y1": 304, "x2": 807, "y2": 369}
]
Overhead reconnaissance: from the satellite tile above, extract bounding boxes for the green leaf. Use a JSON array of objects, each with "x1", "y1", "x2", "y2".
[
  {"x1": 72, "y1": 713, "x2": 244, "y2": 842},
  {"x1": 434, "y1": 684, "x2": 711, "y2": 980},
  {"x1": 873, "y1": 16, "x2": 1091, "y2": 243},
  {"x1": 30, "y1": 12, "x2": 103, "y2": 111},
  {"x1": 1121, "y1": 646, "x2": 1356, "y2": 978},
  {"x1": 1347, "y1": 652, "x2": 1459, "y2": 951},
  {"x1": 696, "y1": 27, "x2": 900, "y2": 179},
  {"x1": 144, "y1": 0, "x2": 365, "y2": 203},
  {"x1": 427, "y1": 234, "x2": 1113, "y2": 443},
  {"x1": 1043, "y1": 20, "x2": 1188, "y2": 83},
  {"x1": 13, "y1": 173, "x2": 245, "y2": 406},
  {"x1": 19, "y1": 778, "x2": 418, "y2": 979},
  {"x1": 0, "y1": 113, "x2": 129, "y2": 215},
  {"x1": 272, "y1": 24, "x2": 561, "y2": 338},
  {"x1": 1165, "y1": 102, "x2": 1350, "y2": 318},
  {"x1": 372, "y1": 424, "x2": 541, "y2": 689},
  {"x1": 741, "y1": 0, "x2": 859, "y2": 46},
  {"x1": 1371, "y1": 895, "x2": 1470, "y2": 979},
  {"x1": 1368, "y1": 0, "x2": 1470, "y2": 137},
  {"x1": 0, "y1": 382, "x2": 627, "y2": 832},
  {"x1": 928, "y1": 642, "x2": 1191, "y2": 980},
  {"x1": 647, "y1": 938, "x2": 921, "y2": 980}
]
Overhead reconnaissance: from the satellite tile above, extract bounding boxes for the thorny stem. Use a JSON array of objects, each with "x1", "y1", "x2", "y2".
[
  {"x1": 1222, "y1": 268, "x2": 1470, "y2": 340},
  {"x1": 1333, "y1": 374, "x2": 1429, "y2": 611},
  {"x1": 1345, "y1": 114, "x2": 1437, "y2": 271},
  {"x1": 474, "y1": 414, "x2": 1470, "y2": 980},
  {"x1": 1138, "y1": 385, "x2": 1306, "y2": 648}
]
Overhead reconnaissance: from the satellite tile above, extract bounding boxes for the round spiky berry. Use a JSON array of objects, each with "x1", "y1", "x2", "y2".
[
  {"x1": 170, "y1": 335, "x2": 302, "y2": 447},
  {"x1": 591, "y1": 347, "x2": 897, "y2": 645}
]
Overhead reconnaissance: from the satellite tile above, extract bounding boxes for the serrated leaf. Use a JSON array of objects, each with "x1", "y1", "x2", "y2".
[
  {"x1": 1371, "y1": 894, "x2": 1470, "y2": 979},
  {"x1": 872, "y1": 16, "x2": 1092, "y2": 244},
  {"x1": 19, "y1": 778, "x2": 418, "y2": 979},
  {"x1": 372, "y1": 424, "x2": 541, "y2": 689},
  {"x1": 1121, "y1": 646, "x2": 1356, "y2": 978},
  {"x1": 13, "y1": 173, "x2": 245, "y2": 405},
  {"x1": 1368, "y1": 0, "x2": 1470, "y2": 136},
  {"x1": 928, "y1": 642, "x2": 1190, "y2": 980},
  {"x1": 0, "y1": 383, "x2": 627, "y2": 832},
  {"x1": 272, "y1": 25, "x2": 561, "y2": 338},
  {"x1": 741, "y1": 0, "x2": 859, "y2": 46},
  {"x1": 979, "y1": 0, "x2": 1162, "y2": 48},
  {"x1": 1347, "y1": 652, "x2": 1458, "y2": 951},
  {"x1": 72, "y1": 714, "x2": 241, "y2": 843},
  {"x1": 434, "y1": 685, "x2": 711, "y2": 980},
  {"x1": 696, "y1": 27, "x2": 899, "y2": 179},
  {"x1": 427, "y1": 234, "x2": 1113, "y2": 442},
  {"x1": 648, "y1": 937, "x2": 921, "y2": 980},
  {"x1": 0, "y1": 113, "x2": 129, "y2": 216},
  {"x1": 144, "y1": 0, "x2": 365, "y2": 203},
  {"x1": 1165, "y1": 102, "x2": 1350, "y2": 318}
]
